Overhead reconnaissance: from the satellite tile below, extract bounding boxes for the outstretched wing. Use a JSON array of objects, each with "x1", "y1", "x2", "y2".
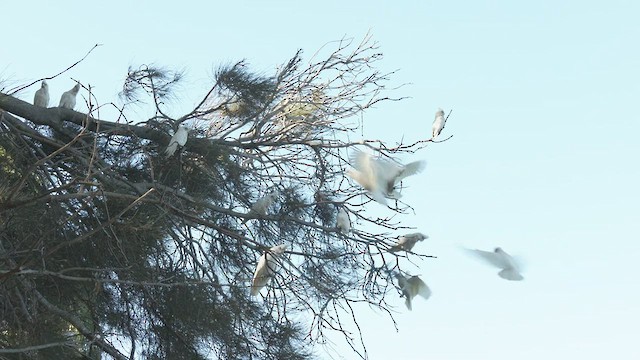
[{"x1": 466, "y1": 248, "x2": 509, "y2": 269}]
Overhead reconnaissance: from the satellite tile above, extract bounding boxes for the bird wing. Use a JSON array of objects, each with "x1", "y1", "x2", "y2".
[
  {"x1": 396, "y1": 274, "x2": 414, "y2": 310},
  {"x1": 336, "y1": 208, "x2": 350, "y2": 233},
  {"x1": 396, "y1": 161, "x2": 426, "y2": 182},
  {"x1": 59, "y1": 92, "x2": 69, "y2": 107},
  {"x1": 348, "y1": 151, "x2": 388, "y2": 204},
  {"x1": 466, "y1": 248, "x2": 510, "y2": 269},
  {"x1": 250, "y1": 253, "x2": 270, "y2": 295},
  {"x1": 408, "y1": 276, "x2": 431, "y2": 300},
  {"x1": 349, "y1": 151, "x2": 377, "y2": 186},
  {"x1": 34, "y1": 89, "x2": 48, "y2": 107},
  {"x1": 175, "y1": 127, "x2": 188, "y2": 146},
  {"x1": 432, "y1": 115, "x2": 444, "y2": 137}
]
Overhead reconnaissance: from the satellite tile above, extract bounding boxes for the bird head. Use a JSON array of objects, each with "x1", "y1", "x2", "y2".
[
  {"x1": 494, "y1": 247, "x2": 503, "y2": 253},
  {"x1": 41, "y1": 81, "x2": 48, "y2": 89},
  {"x1": 72, "y1": 83, "x2": 81, "y2": 93},
  {"x1": 270, "y1": 244, "x2": 288, "y2": 254}
]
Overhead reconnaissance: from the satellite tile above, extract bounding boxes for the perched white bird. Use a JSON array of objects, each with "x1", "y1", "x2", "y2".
[
  {"x1": 251, "y1": 244, "x2": 288, "y2": 296},
  {"x1": 396, "y1": 273, "x2": 431, "y2": 311},
  {"x1": 466, "y1": 247, "x2": 524, "y2": 281},
  {"x1": 223, "y1": 96, "x2": 247, "y2": 117},
  {"x1": 59, "y1": 83, "x2": 80, "y2": 109},
  {"x1": 33, "y1": 81, "x2": 49, "y2": 107},
  {"x1": 347, "y1": 151, "x2": 426, "y2": 204},
  {"x1": 336, "y1": 206, "x2": 351, "y2": 234},
  {"x1": 243, "y1": 192, "x2": 278, "y2": 223},
  {"x1": 431, "y1": 108, "x2": 446, "y2": 140},
  {"x1": 164, "y1": 126, "x2": 189, "y2": 157},
  {"x1": 388, "y1": 232, "x2": 428, "y2": 252}
]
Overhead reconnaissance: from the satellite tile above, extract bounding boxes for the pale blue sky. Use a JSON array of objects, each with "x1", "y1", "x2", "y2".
[{"x1": 4, "y1": 1, "x2": 640, "y2": 359}]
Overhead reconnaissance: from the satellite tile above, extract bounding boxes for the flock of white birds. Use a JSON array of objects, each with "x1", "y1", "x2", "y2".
[{"x1": 31, "y1": 82, "x2": 524, "y2": 309}]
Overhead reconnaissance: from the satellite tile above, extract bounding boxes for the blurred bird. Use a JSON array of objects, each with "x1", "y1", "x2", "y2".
[
  {"x1": 347, "y1": 151, "x2": 425, "y2": 204},
  {"x1": 396, "y1": 273, "x2": 431, "y2": 311},
  {"x1": 466, "y1": 247, "x2": 524, "y2": 281},
  {"x1": 33, "y1": 81, "x2": 49, "y2": 107},
  {"x1": 251, "y1": 244, "x2": 288, "y2": 296},
  {"x1": 164, "y1": 126, "x2": 189, "y2": 157},
  {"x1": 431, "y1": 108, "x2": 446, "y2": 140},
  {"x1": 243, "y1": 192, "x2": 278, "y2": 223},
  {"x1": 336, "y1": 206, "x2": 351, "y2": 234},
  {"x1": 388, "y1": 232, "x2": 428, "y2": 252},
  {"x1": 59, "y1": 83, "x2": 80, "y2": 109},
  {"x1": 223, "y1": 96, "x2": 248, "y2": 117}
]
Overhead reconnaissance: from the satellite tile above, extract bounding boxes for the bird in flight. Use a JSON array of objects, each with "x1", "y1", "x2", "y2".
[
  {"x1": 396, "y1": 273, "x2": 432, "y2": 311},
  {"x1": 465, "y1": 247, "x2": 524, "y2": 281},
  {"x1": 347, "y1": 150, "x2": 425, "y2": 205}
]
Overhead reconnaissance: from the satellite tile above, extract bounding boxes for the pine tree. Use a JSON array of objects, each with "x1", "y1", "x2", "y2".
[{"x1": 0, "y1": 35, "x2": 443, "y2": 359}]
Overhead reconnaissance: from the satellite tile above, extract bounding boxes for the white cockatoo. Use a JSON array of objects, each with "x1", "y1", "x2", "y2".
[
  {"x1": 164, "y1": 126, "x2": 189, "y2": 157},
  {"x1": 223, "y1": 96, "x2": 248, "y2": 117},
  {"x1": 251, "y1": 244, "x2": 288, "y2": 296},
  {"x1": 431, "y1": 108, "x2": 446, "y2": 140},
  {"x1": 33, "y1": 81, "x2": 49, "y2": 107},
  {"x1": 243, "y1": 192, "x2": 278, "y2": 223},
  {"x1": 466, "y1": 247, "x2": 524, "y2": 281},
  {"x1": 336, "y1": 206, "x2": 351, "y2": 234},
  {"x1": 280, "y1": 88, "x2": 325, "y2": 120},
  {"x1": 396, "y1": 273, "x2": 431, "y2": 311},
  {"x1": 59, "y1": 83, "x2": 80, "y2": 109},
  {"x1": 388, "y1": 232, "x2": 428, "y2": 252},
  {"x1": 347, "y1": 151, "x2": 426, "y2": 204}
]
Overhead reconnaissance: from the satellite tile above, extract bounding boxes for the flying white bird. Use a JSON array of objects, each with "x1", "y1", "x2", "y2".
[
  {"x1": 466, "y1": 247, "x2": 524, "y2": 281},
  {"x1": 164, "y1": 126, "x2": 189, "y2": 157},
  {"x1": 59, "y1": 83, "x2": 80, "y2": 109},
  {"x1": 431, "y1": 108, "x2": 446, "y2": 140},
  {"x1": 33, "y1": 81, "x2": 49, "y2": 107},
  {"x1": 243, "y1": 192, "x2": 278, "y2": 223},
  {"x1": 388, "y1": 232, "x2": 428, "y2": 252},
  {"x1": 396, "y1": 273, "x2": 431, "y2": 311},
  {"x1": 336, "y1": 206, "x2": 351, "y2": 234},
  {"x1": 347, "y1": 151, "x2": 425, "y2": 204},
  {"x1": 251, "y1": 244, "x2": 288, "y2": 296}
]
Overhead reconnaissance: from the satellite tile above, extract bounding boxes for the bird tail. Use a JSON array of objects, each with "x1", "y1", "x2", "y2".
[
  {"x1": 370, "y1": 190, "x2": 388, "y2": 205},
  {"x1": 404, "y1": 297, "x2": 413, "y2": 311},
  {"x1": 387, "y1": 245, "x2": 401, "y2": 253},
  {"x1": 498, "y1": 269, "x2": 524, "y2": 281},
  {"x1": 164, "y1": 143, "x2": 177, "y2": 158}
]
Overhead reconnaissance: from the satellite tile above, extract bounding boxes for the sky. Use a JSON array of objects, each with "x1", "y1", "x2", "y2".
[{"x1": 3, "y1": 1, "x2": 640, "y2": 359}]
